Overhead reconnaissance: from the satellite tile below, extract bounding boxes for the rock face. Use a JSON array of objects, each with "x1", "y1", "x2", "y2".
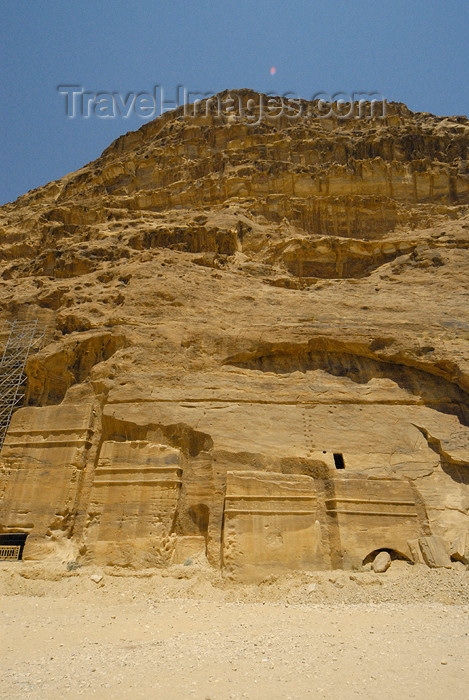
[
  {"x1": 418, "y1": 535, "x2": 452, "y2": 568},
  {"x1": 0, "y1": 89, "x2": 468, "y2": 576}
]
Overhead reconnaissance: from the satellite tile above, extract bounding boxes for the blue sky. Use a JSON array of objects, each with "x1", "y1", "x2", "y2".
[{"x1": 1, "y1": 0, "x2": 467, "y2": 205}]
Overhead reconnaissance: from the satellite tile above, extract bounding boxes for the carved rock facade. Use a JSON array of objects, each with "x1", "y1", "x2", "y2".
[{"x1": 0, "y1": 90, "x2": 468, "y2": 576}]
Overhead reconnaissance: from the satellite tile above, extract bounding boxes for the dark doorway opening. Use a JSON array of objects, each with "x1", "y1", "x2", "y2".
[
  {"x1": 333, "y1": 453, "x2": 345, "y2": 469},
  {"x1": 0, "y1": 533, "x2": 28, "y2": 560}
]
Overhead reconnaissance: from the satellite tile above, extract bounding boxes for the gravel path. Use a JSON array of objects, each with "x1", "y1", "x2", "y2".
[{"x1": 1, "y1": 564, "x2": 468, "y2": 699}]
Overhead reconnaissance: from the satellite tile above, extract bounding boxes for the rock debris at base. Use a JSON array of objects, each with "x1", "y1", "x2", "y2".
[{"x1": 1, "y1": 562, "x2": 468, "y2": 699}]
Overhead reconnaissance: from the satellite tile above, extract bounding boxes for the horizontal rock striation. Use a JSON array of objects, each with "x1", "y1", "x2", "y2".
[{"x1": 0, "y1": 90, "x2": 468, "y2": 575}]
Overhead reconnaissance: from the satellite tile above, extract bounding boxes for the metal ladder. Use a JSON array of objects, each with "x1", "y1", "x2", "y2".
[{"x1": 0, "y1": 320, "x2": 45, "y2": 450}]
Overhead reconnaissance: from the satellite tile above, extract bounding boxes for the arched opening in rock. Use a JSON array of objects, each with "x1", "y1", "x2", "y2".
[{"x1": 362, "y1": 548, "x2": 413, "y2": 566}]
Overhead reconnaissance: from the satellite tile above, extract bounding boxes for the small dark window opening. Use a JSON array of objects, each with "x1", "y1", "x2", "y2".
[
  {"x1": 0, "y1": 533, "x2": 28, "y2": 560},
  {"x1": 333, "y1": 453, "x2": 345, "y2": 469}
]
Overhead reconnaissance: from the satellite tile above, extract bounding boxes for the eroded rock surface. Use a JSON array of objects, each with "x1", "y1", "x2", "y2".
[{"x1": 0, "y1": 90, "x2": 468, "y2": 576}]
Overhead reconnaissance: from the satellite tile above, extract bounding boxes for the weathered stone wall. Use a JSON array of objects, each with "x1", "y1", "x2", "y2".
[
  {"x1": 3, "y1": 350, "x2": 467, "y2": 575},
  {"x1": 222, "y1": 471, "x2": 326, "y2": 576},
  {"x1": 0, "y1": 90, "x2": 468, "y2": 573},
  {"x1": 0, "y1": 403, "x2": 96, "y2": 561}
]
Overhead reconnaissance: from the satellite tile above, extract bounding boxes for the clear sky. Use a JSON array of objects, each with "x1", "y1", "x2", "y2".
[{"x1": 1, "y1": 0, "x2": 467, "y2": 205}]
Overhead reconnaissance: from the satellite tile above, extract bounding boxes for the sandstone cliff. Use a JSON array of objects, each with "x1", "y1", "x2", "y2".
[{"x1": 0, "y1": 90, "x2": 468, "y2": 575}]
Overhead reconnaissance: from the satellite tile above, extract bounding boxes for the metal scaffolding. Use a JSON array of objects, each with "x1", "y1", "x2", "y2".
[{"x1": 0, "y1": 320, "x2": 45, "y2": 450}]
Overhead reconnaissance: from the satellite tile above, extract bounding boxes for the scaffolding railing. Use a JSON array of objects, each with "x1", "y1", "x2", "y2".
[{"x1": 0, "y1": 320, "x2": 45, "y2": 450}]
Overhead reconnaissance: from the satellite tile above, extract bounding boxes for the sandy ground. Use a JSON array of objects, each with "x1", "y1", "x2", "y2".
[{"x1": 1, "y1": 562, "x2": 468, "y2": 699}]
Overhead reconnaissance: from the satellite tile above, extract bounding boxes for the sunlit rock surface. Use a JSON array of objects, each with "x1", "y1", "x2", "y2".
[{"x1": 0, "y1": 90, "x2": 468, "y2": 576}]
